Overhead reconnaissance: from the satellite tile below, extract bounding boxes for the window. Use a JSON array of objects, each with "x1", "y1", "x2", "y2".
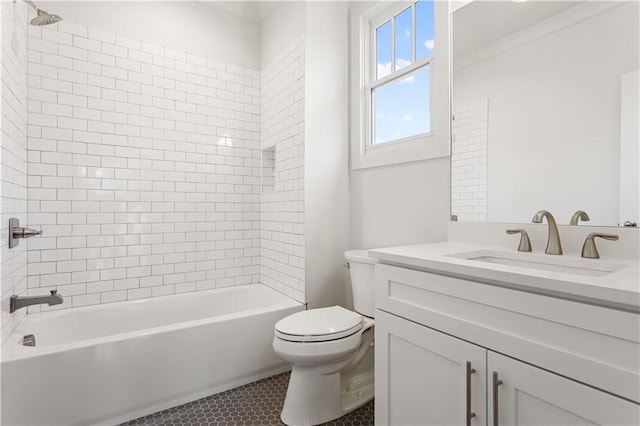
[
  {"x1": 371, "y1": 0, "x2": 434, "y2": 146},
  {"x1": 352, "y1": 0, "x2": 449, "y2": 170}
]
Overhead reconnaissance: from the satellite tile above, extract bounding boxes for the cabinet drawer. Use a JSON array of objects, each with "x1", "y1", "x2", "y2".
[{"x1": 375, "y1": 264, "x2": 640, "y2": 403}]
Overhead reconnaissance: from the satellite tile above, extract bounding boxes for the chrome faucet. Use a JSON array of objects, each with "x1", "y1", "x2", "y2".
[
  {"x1": 532, "y1": 210, "x2": 563, "y2": 255},
  {"x1": 10, "y1": 290, "x2": 63, "y2": 313},
  {"x1": 570, "y1": 210, "x2": 590, "y2": 225}
]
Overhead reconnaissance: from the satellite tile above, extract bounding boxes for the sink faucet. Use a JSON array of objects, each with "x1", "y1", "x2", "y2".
[
  {"x1": 10, "y1": 290, "x2": 63, "y2": 313},
  {"x1": 532, "y1": 210, "x2": 563, "y2": 255},
  {"x1": 570, "y1": 210, "x2": 590, "y2": 225}
]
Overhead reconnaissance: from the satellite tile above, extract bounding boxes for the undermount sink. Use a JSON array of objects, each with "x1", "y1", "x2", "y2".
[{"x1": 448, "y1": 250, "x2": 628, "y2": 277}]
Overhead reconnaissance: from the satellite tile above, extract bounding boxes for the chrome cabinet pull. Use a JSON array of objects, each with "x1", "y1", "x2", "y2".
[
  {"x1": 492, "y1": 371, "x2": 503, "y2": 426},
  {"x1": 466, "y1": 361, "x2": 476, "y2": 426}
]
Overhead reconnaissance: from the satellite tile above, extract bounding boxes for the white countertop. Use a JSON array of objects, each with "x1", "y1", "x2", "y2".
[{"x1": 369, "y1": 242, "x2": 640, "y2": 312}]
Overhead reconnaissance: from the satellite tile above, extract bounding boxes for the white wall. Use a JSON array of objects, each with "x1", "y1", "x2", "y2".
[
  {"x1": 25, "y1": 20, "x2": 262, "y2": 310},
  {"x1": 349, "y1": 159, "x2": 450, "y2": 250},
  {"x1": 348, "y1": 2, "x2": 450, "y2": 251},
  {"x1": 47, "y1": 1, "x2": 261, "y2": 70},
  {"x1": 453, "y1": 2, "x2": 639, "y2": 226},
  {"x1": 304, "y1": 2, "x2": 350, "y2": 309},
  {"x1": 1, "y1": 0, "x2": 29, "y2": 342},
  {"x1": 260, "y1": 1, "x2": 306, "y2": 68}
]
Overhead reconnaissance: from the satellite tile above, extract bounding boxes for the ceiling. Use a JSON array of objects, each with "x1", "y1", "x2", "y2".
[
  {"x1": 198, "y1": 1, "x2": 279, "y2": 23},
  {"x1": 453, "y1": 1, "x2": 584, "y2": 58}
]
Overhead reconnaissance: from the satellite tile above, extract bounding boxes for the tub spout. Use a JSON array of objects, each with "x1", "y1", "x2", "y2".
[{"x1": 10, "y1": 290, "x2": 63, "y2": 313}]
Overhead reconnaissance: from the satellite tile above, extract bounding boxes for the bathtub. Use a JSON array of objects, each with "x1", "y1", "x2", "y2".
[{"x1": 1, "y1": 284, "x2": 303, "y2": 425}]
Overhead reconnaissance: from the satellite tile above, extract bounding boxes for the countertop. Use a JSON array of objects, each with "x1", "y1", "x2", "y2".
[{"x1": 369, "y1": 242, "x2": 640, "y2": 312}]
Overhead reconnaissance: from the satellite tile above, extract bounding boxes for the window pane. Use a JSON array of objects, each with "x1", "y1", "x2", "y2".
[
  {"x1": 416, "y1": 0, "x2": 435, "y2": 60},
  {"x1": 376, "y1": 20, "x2": 392, "y2": 79},
  {"x1": 394, "y1": 7, "x2": 412, "y2": 71},
  {"x1": 372, "y1": 66, "x2": 430, "y2": 145}
]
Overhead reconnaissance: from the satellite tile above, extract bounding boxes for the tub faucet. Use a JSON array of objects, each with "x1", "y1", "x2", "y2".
[
  {"x1": 532, "y1": 210, "x2": 563, "y2": 255},
  {"x1": 10, "y1": 290, "x2": 63, "y2": 313}
]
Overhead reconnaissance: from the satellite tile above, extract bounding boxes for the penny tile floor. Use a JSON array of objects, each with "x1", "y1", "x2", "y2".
[{"x1": 121, "y1": 372, "x2": 374, "y2": 426}]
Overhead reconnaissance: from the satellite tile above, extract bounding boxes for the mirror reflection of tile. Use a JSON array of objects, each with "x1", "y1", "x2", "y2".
[{"x1": 451, "y1": 99, "x2": 488, "y2": 223}]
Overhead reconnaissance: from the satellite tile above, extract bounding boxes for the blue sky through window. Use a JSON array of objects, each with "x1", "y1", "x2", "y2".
[
  {"x1": 416, "y1": 0, "x2": 435, "y2": 60},
  {"x1": 395, "y1": 7, "x2": 412, "y2": 70},
  {"x1": 373, "y1": 0, "x2": 434, "y2": 145},
  {"x1": 376, "y1": 20, "x2": 392, "y2": 79},
  {"x1": 374, "y1": 67, "x2": 430, "y2": 144}
]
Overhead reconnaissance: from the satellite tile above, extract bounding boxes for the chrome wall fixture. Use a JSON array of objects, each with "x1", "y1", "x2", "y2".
[
  {"x1": 19, "y1": 0, "x2": 62, "y2": 26},
  {"x1": 9, "y1": 217, "x2": 42, "y2": 249},
  {"x1": 10, "y1": 290, "x2": 63, "y2": 313}
]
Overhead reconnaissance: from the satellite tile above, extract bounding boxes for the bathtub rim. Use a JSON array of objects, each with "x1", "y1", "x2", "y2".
[{"x1": 2, "y1": 283, "x2": 302, "y2": 362}]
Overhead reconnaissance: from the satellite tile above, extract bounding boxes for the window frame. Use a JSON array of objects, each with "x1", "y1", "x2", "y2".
[
  {"x1": 353, "y1": 0, "x2": 450, "y2": 170},
  {"x1": 368, "y1": 2, "x2": 433, "y2": 147}
]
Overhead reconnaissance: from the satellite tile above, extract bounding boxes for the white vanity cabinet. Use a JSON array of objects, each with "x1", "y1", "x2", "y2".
[
  {"x1": 488, "y1": 351, "x2": 638, "y2": 426},
  {"x1": 374, "y1": 263, "x2": 640, "y2": 426},
  {"x1": 376, "y1": 310, "x2": 487, "y2": 426}
]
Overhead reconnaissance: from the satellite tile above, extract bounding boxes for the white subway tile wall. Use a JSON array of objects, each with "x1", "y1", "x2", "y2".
[
  {"x1": 451, "y1": 99, "x2": 488, "y2": 222},
  {"x1": 260, "y1": 34, "x2": 305, "y2": 303},
  {"x1": 25, "y1": 21, "x2": 265, "y2": 311},
  {"x1": 1, "y1": 1, "x2": 29, "y2": 342}
]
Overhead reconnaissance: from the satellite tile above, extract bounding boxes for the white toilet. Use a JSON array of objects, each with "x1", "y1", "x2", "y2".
[{"x1": 273, "y1": 250, "x2": 377, "y2": 425}]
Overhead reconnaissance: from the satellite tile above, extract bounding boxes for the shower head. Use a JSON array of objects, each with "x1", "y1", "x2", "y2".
[
  {"x1": 22, "y1": 0, "x2": 62, "y2": 26},
  {"x1": 30, "y1": 8, "x2": 62, "y2": 26}
]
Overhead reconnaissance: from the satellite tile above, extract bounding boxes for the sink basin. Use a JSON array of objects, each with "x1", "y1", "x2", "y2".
[{"x1": 448, "y1": 250, "x2": 627, "y2": 277}]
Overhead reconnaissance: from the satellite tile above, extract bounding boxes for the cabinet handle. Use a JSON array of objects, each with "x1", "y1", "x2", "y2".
[
  {"x1": 492, "y1": 371, "x2": 503, "y2": 426},
  {"x1": 466, "y1": 361, "x2": 476, "y2": 426}
]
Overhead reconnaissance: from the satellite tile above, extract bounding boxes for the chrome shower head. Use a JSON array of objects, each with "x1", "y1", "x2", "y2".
[
  {"x1": 22, "y1": 0, "x2": 62, "y2": 26},
  {"x1": 30, "y1": 8, "x2": 62, "y2": 26}
]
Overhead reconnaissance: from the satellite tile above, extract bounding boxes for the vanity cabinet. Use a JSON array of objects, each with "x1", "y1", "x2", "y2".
[
  {"x1": 376, "y1": 310, "x2": 486, "y2": 425},
  {"x1": 488, "y1": 351, "x2": 637, "y2": 426},
  {"x1": 374, "y1": 264, "x2": 640, "y2": 426}
]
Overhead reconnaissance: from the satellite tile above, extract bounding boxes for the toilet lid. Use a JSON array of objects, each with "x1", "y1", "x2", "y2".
[{"x1": 275, "y1": 306, "x2": 363, "y2": 342}]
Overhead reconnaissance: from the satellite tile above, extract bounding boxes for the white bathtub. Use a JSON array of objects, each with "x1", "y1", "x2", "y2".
[{"x1": 1, "y1": 284, "x2": 303, "y2": 425}]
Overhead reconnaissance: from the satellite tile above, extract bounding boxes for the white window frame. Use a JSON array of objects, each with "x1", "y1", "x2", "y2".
[{"x1": 352, "y1": 0, "x2": 450, "y2": 170}]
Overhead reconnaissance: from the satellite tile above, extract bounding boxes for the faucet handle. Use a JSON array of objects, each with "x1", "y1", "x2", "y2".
[
  {"x1": 581, "y1": 233, "x2": 619, "y2": 259},
  {"x1": 50, "y1": 290, "x2": 57, "y2": 295},
  {"x1": 506, "y1": 229, "x2": 532, "y2": 252}
]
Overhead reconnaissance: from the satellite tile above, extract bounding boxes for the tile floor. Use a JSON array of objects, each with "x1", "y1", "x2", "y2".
[{"x1": 122, "y1": 372, "x2": 374, "y2": 426}]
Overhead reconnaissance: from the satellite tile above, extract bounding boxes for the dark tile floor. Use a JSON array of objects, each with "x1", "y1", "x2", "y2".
[{"x1": 121, "y1": 372, "x2": 374, "y2": 426}]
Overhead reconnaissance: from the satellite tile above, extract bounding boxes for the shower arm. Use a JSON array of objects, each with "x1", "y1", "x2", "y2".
[{"x1": 21, "y1": 0, "x2": 41, "y2": 11}]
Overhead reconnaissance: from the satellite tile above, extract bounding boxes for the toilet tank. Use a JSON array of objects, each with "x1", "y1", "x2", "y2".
[{"x1": 345, "y1": 250, "x2": 377, "y2": 318}]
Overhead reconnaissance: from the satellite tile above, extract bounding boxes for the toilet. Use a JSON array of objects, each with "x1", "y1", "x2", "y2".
[{"x1": 273, "y1": 250, "x2": 377, "y2": 425}]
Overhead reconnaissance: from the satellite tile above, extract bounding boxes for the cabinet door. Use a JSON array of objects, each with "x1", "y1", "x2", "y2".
[
  {"x1": 376, "y1": 310, "x2": 486, "y2": 426},
  {"x1": 488, "y1": 352, "x2": 640, "y2": 426}
]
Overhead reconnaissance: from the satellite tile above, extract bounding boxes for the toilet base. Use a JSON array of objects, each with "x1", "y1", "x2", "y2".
[{"x1": 280, "y1": 327, "x2": 374, "y2": 426}]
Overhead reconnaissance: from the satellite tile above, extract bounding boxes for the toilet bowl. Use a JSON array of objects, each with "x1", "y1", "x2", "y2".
[{"x1": 273, "y1": 250, "x2": 377, "y2": 425}]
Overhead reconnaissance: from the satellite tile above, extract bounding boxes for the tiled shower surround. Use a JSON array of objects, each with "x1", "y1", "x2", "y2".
[
  {"x1": 260, "y1": 34, "x2": 305, "y2": 303},
  {"x1": 1, "y1": 1, "x2": 29, "y2": 341},
  {"x1": 23, "y1": 21, "x2": 305, "y2": 311}
]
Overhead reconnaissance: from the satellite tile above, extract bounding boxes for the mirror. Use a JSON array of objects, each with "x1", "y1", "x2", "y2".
[{"x1": 451, "y1": 1, "x2": 639, "y2": 227}]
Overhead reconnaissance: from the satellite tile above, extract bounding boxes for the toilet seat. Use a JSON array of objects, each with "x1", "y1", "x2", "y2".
[{"x1": 275, "y1": 306, "x2": 363, "y2": 343}]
